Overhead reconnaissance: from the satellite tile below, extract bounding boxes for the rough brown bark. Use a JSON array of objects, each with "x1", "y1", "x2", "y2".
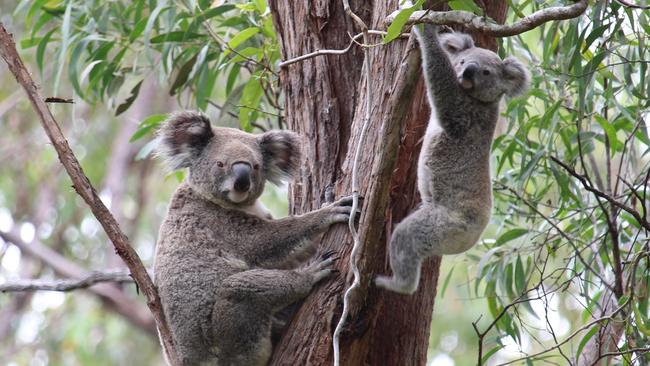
[
  {"x1": 267, "y1": 1, "x2": 507, "y2": 365},
  {"x1": 268, "y1": 1, "x2": 432, "y2": 365}
]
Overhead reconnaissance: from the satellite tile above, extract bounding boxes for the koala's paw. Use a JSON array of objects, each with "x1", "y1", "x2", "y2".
[
  {"x1": 302, "y1": 250, "x2": 340, "y2": 284},
  {"x1": 322, "y1": 195, "x2": 362, "y2": 225},
  {"x1": 374, "y1": 274, "x2": 418, "y2": 295}
]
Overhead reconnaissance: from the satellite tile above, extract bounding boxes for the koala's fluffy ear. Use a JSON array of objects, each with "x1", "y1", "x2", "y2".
[
  {"x1": 502, "y1": 57, "x2": 530, "y2": 97},
  {"x1": 155, "y1": 111, "x2": 214, "y2": 170},
  {"x1": 440, "y1": 32, "x2": 474, "y2": 54},
  {"x1": 258, "y1": 131, "x2": 301, "y2": 185}
]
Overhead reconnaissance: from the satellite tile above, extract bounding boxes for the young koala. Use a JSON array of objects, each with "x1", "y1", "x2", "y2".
[
  {"x1": 153, "y1": 111, "x2": 355, "y2": 366},
  {"x1": 375, "y1": 25, "x2": 530, "y2": 295}
]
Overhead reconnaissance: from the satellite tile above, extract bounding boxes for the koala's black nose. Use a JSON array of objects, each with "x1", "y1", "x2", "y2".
[
  {"x1": 462, "y1": 63, "x2": 479, "y2": 79},
  {"x1": 232, "y1": 162, "x2": 252, "y2": 192}
]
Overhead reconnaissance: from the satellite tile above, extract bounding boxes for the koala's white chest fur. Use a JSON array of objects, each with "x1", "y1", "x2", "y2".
[
  {"x1": 239, "y1": 200, "x2": 273, "y2": 219},
  {"x1": 438, "y1": 208, "x2": 489, "y2": 255},
  {"x1": 417, "y1": 111, "x2": 443, "y2": 202}
]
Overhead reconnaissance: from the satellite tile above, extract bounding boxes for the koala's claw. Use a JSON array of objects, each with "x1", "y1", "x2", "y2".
[
  {"x1": 331, "y1": 194, "x2": 362, "y2": 208},
  {"x1": 335, "y1": 195, "x2": 354, "y2": 206},
  {"x1": 321, "y1": 194, "x2": 364, "y2": 225},
  {"x1": 304, "y1": 254, "x2": 339, "y2": 283},
  {"x1": 321, "y1": 250, "x2": 337, "y2": 260}
]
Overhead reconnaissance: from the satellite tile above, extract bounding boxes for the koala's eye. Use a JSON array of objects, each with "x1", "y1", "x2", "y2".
[
  {"x1": 253, "y1": 164, "x2": 260, "y2": 171},
  {"x1": 482, "y1": 70, "x2": 491, "y2": 76},
  {"x1": 460, "y1": 60, "x2": 465, "y2": 65},
  {"x1": 217, "y1": 161, "x2": 224, "y2": 168}
]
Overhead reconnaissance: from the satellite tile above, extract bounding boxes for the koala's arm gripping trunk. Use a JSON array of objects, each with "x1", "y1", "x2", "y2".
[{"x1": 243, "y1": 211, "x2": 331, "y2": 268}]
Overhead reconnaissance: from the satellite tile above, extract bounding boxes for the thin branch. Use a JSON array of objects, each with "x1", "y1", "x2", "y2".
[
  {"x1": 598, "y1": 347, "x2": 650, "y2": 362},
  {"x1": 0, "y1": 271, "x2": 133, "y2": 292},
  {"x1": 0, "y1": 24, "x2": 179, "y2": 365},
  {"x1": 0, "y1": 229, "x2": 156, "y2": 334},
  {"x1": 342, "y1": 0, "x2": 368, "y2": 32},
  {"x1": 498, "y1": 183, "x2": 616, "y2": 293},
  {"x1": 235, "y1": 104, "x2": 283, "y2": 118},
  {"x1": 561, "y1": 60, "x2": 650, "y2": 78},
  {"x1": 614, "y1": 0, "x2": 650, "y2": 9},
  {"x1": 201, "y1": 21, "x2": 278, "y2": 77},
  {"x1": 278, "y1": 30, "x2": 402, "y2": 68},
  {"x1": 44, "y1": 97, "x2": 74, "y2": 104},
  {"x1": 386, "y1": 0, "x2": 588, "y2": 37},
  {"x1": 206, "y1": 99, "x2": 275, "y2": 131},
  {"x1": 279, "y1": 32, "x2": 364, "y2": 68},
  {"x1": 496, "y1": 297, "x2": 630, "y2": 366},
  {"x1": 550, "y1": 156, "x2": 650, "y2": 232}
]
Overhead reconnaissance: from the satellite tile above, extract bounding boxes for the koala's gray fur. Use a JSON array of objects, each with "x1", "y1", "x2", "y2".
[
  {"x1": 153, "y1": 111, "x2": 355, "y2": 365},
  {"x1": 375, "y1": 25, "x2": 530, "y2": 295}
]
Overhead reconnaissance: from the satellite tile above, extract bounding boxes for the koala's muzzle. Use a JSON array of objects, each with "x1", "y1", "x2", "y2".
[
  {"x1": 460, "y1": 62, "x2": 478, "y2": 90},
  {"x1": 232, "y1": 162, "x2": 252, "y2": 192}
]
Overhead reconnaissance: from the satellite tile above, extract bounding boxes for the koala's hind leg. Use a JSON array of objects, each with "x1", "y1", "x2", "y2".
[
  {"x1": 210, "y1": 254, "x2": 337, "y2": 365},
  {"x1": 374, "y1": 204, "x2": 446, "y2": 295},
  {"x1": 375, "y1": 203, "x2": 484, "y2": 294}
]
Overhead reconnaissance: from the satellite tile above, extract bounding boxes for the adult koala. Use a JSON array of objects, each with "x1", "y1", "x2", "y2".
[
  {"x1": 153, "y1": 111, "x2": 354, "y2": 365},
  {"x1": 375, "y1": 25, "x2": 530, "y2": 295}
]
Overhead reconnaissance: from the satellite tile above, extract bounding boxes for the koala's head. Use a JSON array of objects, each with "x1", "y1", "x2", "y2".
[
  {"x1": 440, "y1": 32, "x2": 530, "y2": 103},
  {"x1": 156, "y1": 111, "x2": 301, "y2": 206}
]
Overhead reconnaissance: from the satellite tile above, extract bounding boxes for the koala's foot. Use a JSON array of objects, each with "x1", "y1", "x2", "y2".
[
  {"x1": 301, "y1": 251, "x2": 340, "y2": 283},
  {"x1": 374, "y1": 275, "x2": 418, "y2": 295}
]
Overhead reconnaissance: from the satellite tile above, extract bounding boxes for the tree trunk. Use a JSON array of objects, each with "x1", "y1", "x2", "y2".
[{"x1": 268, "y1": 1, "x2": 506, "y2": 365}]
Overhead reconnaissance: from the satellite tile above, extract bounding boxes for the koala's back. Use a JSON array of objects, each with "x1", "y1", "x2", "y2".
[
  {"x1": 154, "y1": 183, "x2": 249, "y2": 364},
  {"x1": 417, "y1": 101, "x2": 498, "y2": 220}
]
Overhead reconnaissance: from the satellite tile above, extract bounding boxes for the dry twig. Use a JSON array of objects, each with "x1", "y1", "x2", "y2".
[
  {"x1": 0, "y1": 271, "x2": 134, "y2": 292},
  {"x1": 0, "y1": 229, "x2": 155, "y2": 333}
]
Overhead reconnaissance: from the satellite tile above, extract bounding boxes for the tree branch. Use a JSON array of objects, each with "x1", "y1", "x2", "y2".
[
  {"x1": 550, "y1": 156, "x2": 650, "y2": 232},
  {"x1": 0, "y1": 229, "x2": 156, "y2": 335},
  {"x1": 496, "y1": 296, "x2": 630, "y2": 366},
  {"x1": 615, "y1": 0, "x2": 650, "y2": 9},
  {"x1": 385, "y1": 0, "x2": 588, "y2": 37},
  {"x1": 0, "y1": 24, "x2": 179, "y2": 365},
  {"x1": 278, "y1": 30, "x2": 401, "y2": 68},
  {"x1": 0, "y1": 271, "x2": 133, "y2": 292}
]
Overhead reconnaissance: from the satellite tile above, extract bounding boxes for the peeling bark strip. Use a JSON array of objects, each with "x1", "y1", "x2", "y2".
[
  {"x1": 386, "y1": 0, "x2": 588, "y2": 37},
  {"x1": 0, "y1": 24, "x2": 180, "y2": 366}
]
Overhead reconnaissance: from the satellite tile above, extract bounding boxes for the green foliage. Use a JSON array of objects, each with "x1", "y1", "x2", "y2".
[
  {"x1": 383, "y1": 0, "x2": 424, "y2": 44},
  {"x1": 464, "y1": 2, "x2": 650, "y2": 364},
  {"x1": 17, "y1": 0, "x2": 281, "y2": 132},
  {"x1": 447, "y1": 0, "x2": 483, "y2": 15}
]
